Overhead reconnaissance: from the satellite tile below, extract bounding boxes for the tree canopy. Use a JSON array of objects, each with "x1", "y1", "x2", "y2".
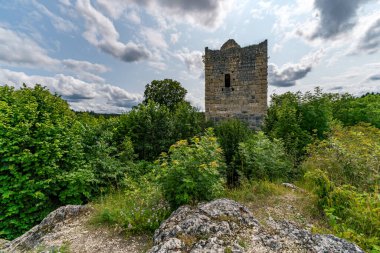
[{"x1": 143, "y1": 79, "x2": 187, "y2": 110}]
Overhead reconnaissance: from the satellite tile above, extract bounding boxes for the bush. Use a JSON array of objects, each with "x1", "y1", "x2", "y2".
[
  {"x1": 118, "y1": 100, "x2": 174, "y2": 161},
  {"x1": 302, "y1": 123, "x2": 380, "y2": 192},
  {"x1": 237, "y1": 132, "x2": 292, "y2": 181},
  {"x1": 332, "y1": 93, "x2": 380, "y2": 128},
  {"x1": 76, "y1": 114, "x2": 134, "y2": 191},
  {"x1": 91, "y1": 175, "x2": 170, "y2": 235},
  {"x1": 304, "y1": 170, "x2": 379, "y2": 251},
  {"x1": 0, "y1": 85, "x2": 94, "y2": 239},
  {"x1": 264, "y1": 88, "x2": 333, "y2": 164},
  {"x1": 214, "y1": 119, "x2": 252, "y2": 186},
  {"x1": 159, "y1": 128, "x2": 226, "y2": 208}
]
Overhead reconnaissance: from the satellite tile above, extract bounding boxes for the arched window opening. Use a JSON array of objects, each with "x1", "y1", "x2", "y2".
[{"x1": 225, "y1": 74, "x2": 231, "y2": 88}]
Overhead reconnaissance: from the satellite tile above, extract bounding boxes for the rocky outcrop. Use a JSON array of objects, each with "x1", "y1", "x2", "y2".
[
  {"x1": 148, "y1": 199, "x2": 364, "y2": 253},
  {"x1": 1, "y1": 205, "x2": 89, "y2": 252},
  {"x1": 149, "y1": 198, "x2": 258, "y2": 253},
  {"x1": 1, "y1": 199, "x2": 364, "y2": 253}
]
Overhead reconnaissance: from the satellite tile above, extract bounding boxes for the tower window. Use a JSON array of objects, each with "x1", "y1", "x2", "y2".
[{"x1": 225, "y1": 74, "x2": 231, "y2": 88}]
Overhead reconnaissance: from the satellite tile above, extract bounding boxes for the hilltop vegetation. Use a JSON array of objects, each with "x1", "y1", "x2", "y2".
[{"x1": 0, "y1": 82, "x2": 379, "y2": 252}]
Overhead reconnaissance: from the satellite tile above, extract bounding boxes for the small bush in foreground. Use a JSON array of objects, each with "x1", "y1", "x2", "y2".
[
  {"x1": 159, "y1": 128, "x2": 226, "y2": 208},
  {"x1": 91, "y1": 176, "x2": 170, "y2": 235}
]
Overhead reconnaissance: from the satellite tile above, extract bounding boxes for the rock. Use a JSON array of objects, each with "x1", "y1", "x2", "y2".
[
  {"x1": 148, "y1": 199, "x2": 364, "y2": 253},
  {"x1": 148, "y1": 199, "x2": 258, "y2": 253},
  {"x1": 0, "y1": 239, "x2": 9, "y2": 248},
  {"x1": 281, "y1": 183, "x2": 305, "y2": 192},
  {"x1": 249, "y1": 219, "x2": 364, "y2": 253},
  {"x1": 1, "y1": 205, "x2": 89, "y2": 252}
]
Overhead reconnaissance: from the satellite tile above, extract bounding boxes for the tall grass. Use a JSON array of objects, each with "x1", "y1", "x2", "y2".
[{"x1": 90, "y1": 177, "x2": 171, "y2": 235}]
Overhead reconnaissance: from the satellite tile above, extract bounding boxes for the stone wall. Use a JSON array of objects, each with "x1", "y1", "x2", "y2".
[{"x1": 204, "y1": 39, "x2": 268, "y2": 129}]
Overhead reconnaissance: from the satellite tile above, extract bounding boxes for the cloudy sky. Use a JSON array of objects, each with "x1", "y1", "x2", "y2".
[{"x1": 0, "y1": 0, "x2": 379, "y2": 113}]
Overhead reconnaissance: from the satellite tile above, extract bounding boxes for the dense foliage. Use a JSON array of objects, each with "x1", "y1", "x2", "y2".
[
  {"x1": 264, "y1": 88, "x2": 333, "y2": 165},
  {"x1": 305, "y1": 170, "x2": 379, "y2": 251},
  {"x1": 1, "y1": 80, "x2": 379, "y2": 251},
  {"x1": 143, "y1": 79, "x2": 187, "y2": 111},
  {"x1": 117, "y1": 100, "x2": 204, "y2": 161},
  {"x1": 303, "y1": 124, "x2": 380, "y2": 251},
  {"x1": 237, "y1": 132, "x2": 292, "y2": 181},
  {"x1": 0, "y1": 85, "x2": 134, "y2": 239},
  {"x1": 214, "y1": 119, "x2": 252, "y2": 186},
  {"x1": 303, "y1": 123, "x2": 380, "y2": 192},
  {"x1": 0, "y1": 85, "x2": 92, "y2": 238},
  {"x1": 332, "y1": 93, "x2": 380, "y2": 128},
  {"x1": 159, "y1": 129, "x2": 226, "y2": 208}
]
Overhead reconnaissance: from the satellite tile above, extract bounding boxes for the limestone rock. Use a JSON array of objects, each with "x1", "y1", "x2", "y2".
[
  {"x1": 149, "y1": 199, "x2": 258, "y2": 253},
  {"x1": 1, "y1": 205, "x2": 89, "y2": 252},
  {"x1": 148, "y1": 199, "x2": 364, "y2": 253}
]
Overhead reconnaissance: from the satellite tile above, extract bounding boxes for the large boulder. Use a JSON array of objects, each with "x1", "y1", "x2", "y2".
[
  {"x1": 1, "y1": 205, "x2": 88, "y2": 252},
  {"x1": 148, "y1": 199, "x2": 364, "y2": 253}
]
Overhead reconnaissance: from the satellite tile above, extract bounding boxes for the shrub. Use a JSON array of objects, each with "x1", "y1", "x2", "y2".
[
  {"x1": 77, "y1": 114, "x2": 134, "y2": 191},
  {"x1": 159, "y1": 128, "x2": 226, "y2": 208},
  {"x1": 214, "y1": 119, "x2": 252, "y2": 186},
  {"x1": 91, "y1": 175, "x2": 170, "y2": 235},
  {"x1": 264, "y1": 88, "x2": 333, "y2": 164},
  {"x1": 119, "y1": 100, "x2": 174, "y2": 161},
  {"x1": 237, "y1": 132, "x2": 292, "y2": 181},
  {"x1": 302, "y1": 123, "x2": 380, "y2": 192},
  {"x1": 0, "y1": 85, "x2": 93, "y2": 239},
  {"x1": 332, "y1": 93, "x2": 380, "y2": 128},
  {"x1": 304, "y1": 170, "x2": 379, "y2": 251}
]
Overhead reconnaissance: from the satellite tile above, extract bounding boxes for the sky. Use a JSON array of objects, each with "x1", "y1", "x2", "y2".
[{"x1": 0, "y1": 0, "x2": 379, "y2": 113}]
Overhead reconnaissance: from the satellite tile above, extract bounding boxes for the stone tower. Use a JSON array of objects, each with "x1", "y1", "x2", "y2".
[{"x1": 204, "y1": 39, "x2": 268, "y2": 129}]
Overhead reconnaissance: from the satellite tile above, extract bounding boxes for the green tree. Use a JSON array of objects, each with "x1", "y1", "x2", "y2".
[
  {"x1": 143, "y1": 79, "x2": 187, "y2": 111},
  {"x1": 264, "y1": 88, "x2": 333, "y2": 165},
  {"x1": 119, "y1": 100, "x2": 174, "y2": 161},
  {"x1": 332, "y1": 93, "x2": 380, "y2": 128},
  {"x1": 214, "y1": 119, "x2": 252, "y2": 186},
  {"x1": 159, "y1": 129, "x2": 226, "y2": 208},
  {"x1": 0, "y1": 85, "x2": 93, "y2": 239},
  {"x1": 172, "y1": 101, "x2": 205, "y2": 141}
]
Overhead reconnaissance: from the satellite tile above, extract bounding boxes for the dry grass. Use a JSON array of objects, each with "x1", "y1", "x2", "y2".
[{"x1": 225, "y1": 181, "x2": 330, "y2": 231}]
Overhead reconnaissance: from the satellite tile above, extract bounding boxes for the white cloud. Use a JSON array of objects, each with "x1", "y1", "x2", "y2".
[
  {"x1": 126, "y1": 9, "x2": 141, "y2": 24},
  {"x1": 0, "y1": 26, "x2": 59, "y2": 68},
  {"x1": 269, "y1": 49, "x2": 324, "y2": 87},
  {"x1": 96, "y1": 0, "x2": 235, "y2": 31},
  {"x1": 77, "y1": 0, "x2": 150, "y2": 62},
  {"x1": 140, "y1": 27, "x2": 168, "y2": 49},
  {"x1": 59, "y1": 0, "x2": 72, "y2": 7},
  {"x1": 0, "y1": 67, "x2": 142, "y2": 113},
  {"x1": 96, "y1": 0, "x2": 130, "y2": 19},
  {"x1": 174, "y1": 48, "x2": 204, "y2": 78},
  {"x1": 32, "y1": 0, "x2": 76, "y2": 32},
  {"x1": 62, "y1": 59, "x2": 109, "y2": 73},
  {"x1": 170, "y1": 32, "x2": 181, "y2": 44}
]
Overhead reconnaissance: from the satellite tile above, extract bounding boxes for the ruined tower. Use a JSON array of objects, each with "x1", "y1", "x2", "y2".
[{"x1": 204, "y1": 39, "x2": 268, "y2": 129}]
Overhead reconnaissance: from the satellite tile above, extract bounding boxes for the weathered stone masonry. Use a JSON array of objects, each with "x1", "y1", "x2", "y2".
[{"x1": 204, "y1": 39, "x2": 268, "y2": 129}]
